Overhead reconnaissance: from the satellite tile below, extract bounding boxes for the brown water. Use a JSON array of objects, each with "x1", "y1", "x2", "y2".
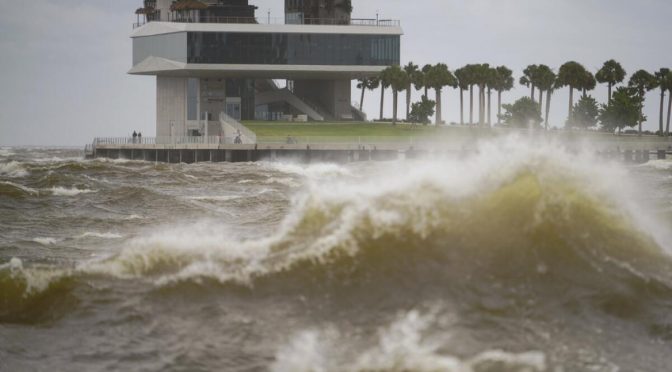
[{"x1": 1, "y1": 137, "x2": 672, "y2": 371}]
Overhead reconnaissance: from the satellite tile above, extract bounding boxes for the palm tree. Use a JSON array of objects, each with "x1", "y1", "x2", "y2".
[
  {"x1": 533, "y1": 65, "x2": 554, "y2": 112},
  {"x1": 628, "y1": 69, "x2": 657, "y2": 135},
  {"x1": 556, "y1": 61, "x2": 589, "y2": 124},
  {"x1": 654, "y1": 68, "x2": 671, "y2": 135},
  {"x1": 403, "y1": 62, "x2": 420, "y2": 120},
  {"x1": 421, "y1": 64, "x2": 433, "y2": 98},
  {"x1": 595, "y1": 59, "x2": 627, "y2": 106},
  {"x1": 520, "y1": 65, "x2": 539, "y2": 100},
  {"x1": 492, "y1": 66, "x2": 514, "y2": 126},
  {"x1": 454, "y1": 66, "x2": 471, "y2": 125},
  {"x1": 378, "y1": 68, "x2": 393, "y2": 121},
  {"x1": 356, "y1": 77, "x2": 379, "y2": 112},
  {"x1": 425, "y1": 63, "x2": 457, "y2": 125},
  {"x1": 535, "y1": 66, "x2": 557, "y2": 129},
  {"x1": 485, "y1": 67, "x2": 500, "y2": 126},
  {"x1": 666, "y1": 70, "x2": 672, "y2": 136},
  {"x1": 463, "y1": 64, "x2": 478, "y2": 125},
  {"x1": 472, "y1": 64, "x2": 490, "y2": 126},
  {"x1": 385, "y1": 65, "x2": 410, "y2": 125},
  {"x1": 581, "y1": 71, "x2": 596, "y2": 98}
]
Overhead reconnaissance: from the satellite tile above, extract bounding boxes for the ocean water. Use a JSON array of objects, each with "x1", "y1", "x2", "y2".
[{"x1": 1, "y1": 137, "x2": 672, "y2": 371}]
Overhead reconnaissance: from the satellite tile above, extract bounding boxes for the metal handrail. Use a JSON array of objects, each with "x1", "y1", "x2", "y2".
[
  {"x1": 219, "y1": 112, "x2": 257, "y2": 144},
  {"x1": 132, "y1": 16, "x2": 400, "y2": 29}
]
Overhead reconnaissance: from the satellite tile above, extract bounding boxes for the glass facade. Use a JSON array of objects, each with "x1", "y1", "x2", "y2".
[{"x1": 187, "y1": 32, "x2": 399, "y2": 66}]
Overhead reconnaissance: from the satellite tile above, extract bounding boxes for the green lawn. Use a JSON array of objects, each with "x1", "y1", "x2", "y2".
[{"x1": 243, "y1": 121, "x2": 439, "y2": 138}]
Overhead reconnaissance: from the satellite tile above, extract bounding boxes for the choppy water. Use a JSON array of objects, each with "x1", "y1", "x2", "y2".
[{"x1": 1, "y1": 138, "x2": 672, "y2": 372}]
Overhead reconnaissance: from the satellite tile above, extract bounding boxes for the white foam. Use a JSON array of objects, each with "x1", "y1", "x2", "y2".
[
  {"x1": 48, "y1": 186, "x2": 97, "y2": 196},
  {"x1": 77, "y1": 232, "x2": 123, "y2": 240},
  {"x1": 0, "y1": 161, "x2": 29, "y2": 178},
  {"x1": 33, "y1": 237, "x2": 60, "y2": 246},
  {"x1": 77, "y1": 135, "x2": 672, "y2": 285},
  {"x1": 269, "y1": 162, "x2": 352, "y2": 179},
  {"x1": 185, "y1": 195, "x2": 240, "y2": 202},
  {"x1": 264, "y1": 177, "x2": 301, "y2": 188},
  {"x1": 639, "y1": 159, "x2": 672, "y2": 170},
  {"x1": 271, "y1": 310, "x2": 546, "y2": 372},
  {"x1": 0, "y1": 181, "x2": 39, "y2": 195},
  {"x1": 0, "y1": 148, "x2": 15, "y2": 157}
]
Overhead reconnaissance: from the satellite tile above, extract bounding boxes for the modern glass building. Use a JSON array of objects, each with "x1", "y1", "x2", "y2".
[{"x1": 131, "y1": 0, "x2": 402, "y2": 139}]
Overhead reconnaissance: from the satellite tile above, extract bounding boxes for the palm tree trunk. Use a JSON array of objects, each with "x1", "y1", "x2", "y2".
[
  {"x1": 406, "y1": 87, "x2": 412, "y2": 120},
  {"x1": 380, "y1": 86, "x2": 385, "y2": 121},
  {"x1": 469, "y1": 85, "x2": 474, "y2": 125},
  {"x1": 659, "y1": 89, "x2": 665, "y2": 135},
  {"x1": 478, "y1": 85, "x2": 484, "y2": 126},
  {"x1": 530, "y1": 85, "x2": 535, "y2": 100},
  {"x1": 497, "y1": 90, "x2": 502, "y2": 125},
  {"x1": 487, "y1": 88, "x2": 492, "y2": 127},
  {"x1": 424, "y1": 86, "x2": 428, "y2": 99},
  {"x1": 459, "y1": 89, "x2": 464, "y2": 125},
  {"x1": 360, "y1": 86, "x2": 365, "y2": 111},
  {"x1": 539, "y1": 90, "x2": 544, "y2": 113},
  {"x1": 393, "y1": 90, "x2": 398, "y2": 125},
  {"x1": 568, "y1": 87, "x2": 574, "y2": 124},
  {"x1": 582, "y1": 88, "x2": 587, "y2": 98},
  {"x1": 607, "y1": 83, "x2": 613, "y2": 106},
  {"x1": 545, "y1": 90, "x2": 552, "y2": 130},
  {"x1": 435, "y1": 88, "x2": 442, "y2": 125},
  {"x1": 667, "y1": 91, "x2": 672, "y2": 136}
]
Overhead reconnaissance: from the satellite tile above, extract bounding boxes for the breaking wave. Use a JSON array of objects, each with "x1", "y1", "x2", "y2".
[
  {"x1": 271, "y1": 310, "x2": 546, "y2": 372},
  {"x1": 0, "y1": 161, "x2": 29, "y2": 178},
  {"x1": 2, "y1": 137, "x2": 672, "y2": 325}
]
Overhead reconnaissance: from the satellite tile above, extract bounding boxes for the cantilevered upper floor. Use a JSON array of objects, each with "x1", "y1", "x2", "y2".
[{"x1": 130, "y1": 0, "x2": 402, "y2": 80}]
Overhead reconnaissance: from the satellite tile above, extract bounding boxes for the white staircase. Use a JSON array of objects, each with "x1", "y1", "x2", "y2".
[
  {"x1": 219, "y1": 112, "x2": 257, "y2": 144},
  {"x1": 256, "y1": 88, "x2": 325, "y2": 121}
]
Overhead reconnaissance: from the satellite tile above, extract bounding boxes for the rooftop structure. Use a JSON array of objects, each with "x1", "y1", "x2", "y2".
[{"x1": 131, "y1": 0, "x2": 402, "y2": 141}]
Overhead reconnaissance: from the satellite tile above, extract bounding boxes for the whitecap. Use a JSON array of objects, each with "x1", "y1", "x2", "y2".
[
  {"x1": 184, "y1": 195, "x2": 240, "y2": 202},
  {"x1": 0, "y1": 181, "x2": 39, "y2": 195},
  {"x1": 76, "y1": 232, "x2": 123, "y2": 240},
  {"x1": 33, "y1": 237, "x2": 60, "y2": 246},
  {"x1": 0, "y1": 148, "x2": 15, "y2": 157},
  {"x1": 48, "y1": 187, "x2": 97, "y2": 196},
  {"x1": 0, "y1": 161, "x2": 29, "y2": 178},
  {"x1": 264, "y1": 177, "x2": 301, "y2": 188},
  {"x1": 271, "y1": 310, "x2": 547, "y2": 372}
]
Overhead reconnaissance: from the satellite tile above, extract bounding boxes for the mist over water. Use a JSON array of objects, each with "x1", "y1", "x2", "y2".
[{"x1": 1, "y1": 138, "x2": 672, "y2": 371}]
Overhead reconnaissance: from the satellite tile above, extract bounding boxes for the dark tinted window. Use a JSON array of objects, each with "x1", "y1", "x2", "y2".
[{"x1": 187, "y1": 32, "x2": 399, "y2": 66}]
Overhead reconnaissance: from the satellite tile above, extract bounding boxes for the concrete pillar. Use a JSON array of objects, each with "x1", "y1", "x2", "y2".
[
  {"x1": 624, "y1": 150, "x2": 633, "y2": 162},
  {"x1": 210, "y1": 151, "x2": 213, "y2": 162},
  {"x1": 179, "y1": 150, "x2": 183, "y2": 163},
  {"x1": 225, "y1": 150, "x2": 232, "y2": 162},
  {"x1": 658, "y1": 150, "x2": 666, "y2": 160},
  {"x1": 247, "y1": 150, "x2": 252, "y2": 162},
  {"x1": 634, "y1": 150, "x2": 643, "y2": 163},
  {"x1": 643, "y1": 150, "x2": 650, "y2": 162},
  {"x1": 271, "y1": 150, "x2": 277, "y2": 161}
]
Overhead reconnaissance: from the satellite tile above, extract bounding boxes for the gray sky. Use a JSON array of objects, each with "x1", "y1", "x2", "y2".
[{"x1": 0, "y1": 0, "x2": 670, "y2": 146}]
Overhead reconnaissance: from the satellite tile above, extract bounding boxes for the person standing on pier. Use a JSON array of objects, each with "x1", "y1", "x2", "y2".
[{"x1": 132, "y1": 131, "x2": 137, "y2": 144}]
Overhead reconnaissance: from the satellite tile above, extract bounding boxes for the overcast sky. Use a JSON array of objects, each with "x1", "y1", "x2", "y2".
[{"x1": 1, "y1": 0, "x2": 670, "y2": 146}]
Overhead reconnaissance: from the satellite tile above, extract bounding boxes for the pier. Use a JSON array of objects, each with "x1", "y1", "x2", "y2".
[{"x1": 85, "y1": 135, "x2": 672, "y2": 164}]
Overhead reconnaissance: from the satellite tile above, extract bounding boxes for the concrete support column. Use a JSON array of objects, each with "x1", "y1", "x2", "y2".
[
  {"x1": 658, "y1": 150, "x2": 667, "y2": 160},
  {"x1": 225, "y1": 150, "x2": 232, "y2": 162},
  {"x1": 247, "y1": 150, "x2": 252, "y2": 162},
  {"x1": 271, "y1": 150, "x2": 277, "y2": 161},
  {"x1": 643, "y1": 150, "x2": 650, "y2": 162},
  {"x1": 624, "y1": 150, "x2": 633, "y2": 162}
]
